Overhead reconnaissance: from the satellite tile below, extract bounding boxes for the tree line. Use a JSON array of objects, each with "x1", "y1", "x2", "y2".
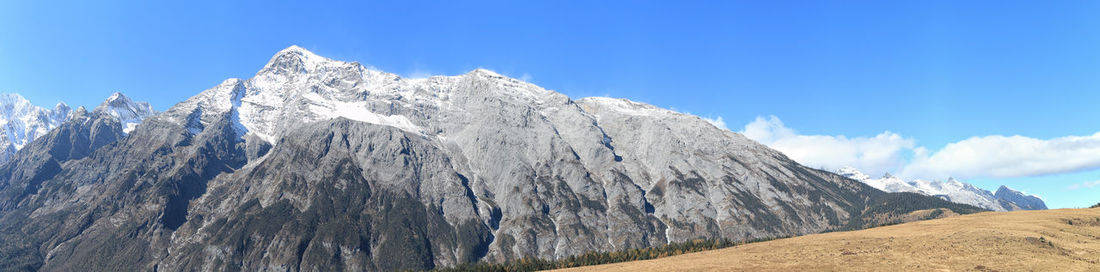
[{"x1": 430, "y1": 237, "x2": 785, "y2": 272}]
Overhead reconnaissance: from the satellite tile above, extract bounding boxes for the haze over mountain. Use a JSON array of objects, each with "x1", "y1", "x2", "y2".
[{"x1": 0, "y1": 46, "x2": 983, "y2": 271}]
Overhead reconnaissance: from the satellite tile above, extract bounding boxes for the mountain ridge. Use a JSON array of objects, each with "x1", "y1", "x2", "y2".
[
  {"x1": 0, "y1": 93, "x2": 154, "y2": 163},
  {"x1": 0, "y1": 46, "x2": 984, "y2": 271},
  {"x1": 836, "y1": 166, "x2": 1046, "y2": 211}
]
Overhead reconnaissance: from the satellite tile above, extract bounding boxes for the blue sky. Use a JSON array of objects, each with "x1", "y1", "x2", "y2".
[{"x1": 2, "y1": 1, "x2": 1098, "y2": 208}]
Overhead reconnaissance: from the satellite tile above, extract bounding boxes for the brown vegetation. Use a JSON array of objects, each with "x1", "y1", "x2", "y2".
[{"x1": 558, "y1": 208, "x2": 1100, "y2": 271}]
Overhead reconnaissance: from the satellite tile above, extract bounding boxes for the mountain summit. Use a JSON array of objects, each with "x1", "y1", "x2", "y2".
[
  {"x1": 0, "y1": 46, "x2": 983, "y2": 271},
  {"x1": 93, "y1": 92, "x2": 156, "y2": 133}
]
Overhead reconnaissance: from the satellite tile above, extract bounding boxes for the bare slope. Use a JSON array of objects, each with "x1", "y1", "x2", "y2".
[{"x1": 561, "y1": 208, "x2": 1100, "y2": 271}]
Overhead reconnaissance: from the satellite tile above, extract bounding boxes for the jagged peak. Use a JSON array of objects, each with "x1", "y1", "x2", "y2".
[
  {"x1": 0, "y1": 93, "x2": 31, "y2": 106},
  {"x1": 94, "y1": 92, "x2": 147, "y2": 112},
  {"x1": 99, "y1": 92, "x2": 132, "y2": 106},
  {"x1": 261, "y1": 45, "x2": 340, "y2": 74},
  {"x1": 90, "y1": 92, "x2": 156, "y2": 134},
  {"x1": 836, "y1": 166, "x2": 871, "y2": 182},
  {"x1": 467, "y1": 68, "x2": 503, "y2": 77},
  {"x1": 107, "y1": 91, "x2": 126, "y2": 100},
  {"x1": 274, "y1": 45, "x2": 323, "y2": 60}
]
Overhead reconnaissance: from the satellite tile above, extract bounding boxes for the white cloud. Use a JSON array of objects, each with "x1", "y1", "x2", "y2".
[
  {"x1": 702, "y1": 116, "x2": 729, "y2": 130},
  {"x1": 740, "y1": 116, "x2": 915, "y2": 177},
  {"x1": 900, "y1": 133, "x2": 1100, "y2": 179},
  {"x1": 520, "y1": 72, "x2": 533, "y2": 82},
  {"x1": 738, "y1": 115, "x2": 1100, "y2": 181},
  {"x1": 1067, "y1": 180, "x2": 1100, "y2": 190}
]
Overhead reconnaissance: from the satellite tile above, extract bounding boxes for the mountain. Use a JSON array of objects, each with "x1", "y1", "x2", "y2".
[
  {"x1": 995, "y1": 186, "x2": 1047, "y2": 210},
  {"x1": 0, "y1": 94, "x2": 71, "y2": 162},
  {"x1": 836, "y1": 167, "x2": 1046, "y2": 211},
  {"x1": 0, "y1": 46, "x2": 982, "y2": 271},
  {"x1": 93, "y1": 92, "x2": 156, "y2": 134},
  {"x1": 0, "y1": 93, "x2": 155, "y2": 164}
]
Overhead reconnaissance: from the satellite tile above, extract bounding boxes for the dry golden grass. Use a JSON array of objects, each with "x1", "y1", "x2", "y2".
[{"x1": 557, "y1": 208, "x2": 1100, "y2": 272}]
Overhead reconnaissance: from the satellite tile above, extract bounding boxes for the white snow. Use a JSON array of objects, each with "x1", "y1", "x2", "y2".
[
  {"x1": 0, "y1": 92, "x2": 154, "y2": 162},
  {"x1": 837, "y1": 167, "x2": 1009, "y2": 211},
  {"x1": 93, "y1": 92, "x2": 157, "y2": 134},
  {"x1": 0, "y1": 94, "x2": 74, "y2": 161},
  {"x1": 580, "y1": 97, "x2": 673, "y2": 117},
  {"x1": 303, "y1": 93, "x2": 423, "y2": 134}
]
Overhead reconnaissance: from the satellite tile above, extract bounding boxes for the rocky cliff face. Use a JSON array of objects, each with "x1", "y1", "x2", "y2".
[
  {"x1": 994, "y1": 186, "x2": 1047, "y2": 210},
  {"x1": 0, "y1": 46, "x2": 983, "y2": 271}
]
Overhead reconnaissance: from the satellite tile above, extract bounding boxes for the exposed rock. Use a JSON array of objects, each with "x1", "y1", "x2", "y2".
[
  {"x1": 0, "y1": 46, "x2": 984, "y2": 271},
  {"x1": 994, "y1": 185, "x2": 1047, "y2": 210}
]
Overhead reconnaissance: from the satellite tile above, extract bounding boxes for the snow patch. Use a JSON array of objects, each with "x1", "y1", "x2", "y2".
[{"x1": 302, "y1": 93, "x2": 423, "y2": 134}]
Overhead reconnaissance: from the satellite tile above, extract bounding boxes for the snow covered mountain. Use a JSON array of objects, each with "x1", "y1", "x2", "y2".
[
  {"x1": 836, "y1": 166, "x2": 1046, "y2": 211},
  {"x1": 0, "y1": 46, "x2": 984, "y2": 271},
  {"x1": 0, "y1": 94, "x2": 71, "y2": 162},
  {"x1": 0, "y1": 92, "x2": 155, "y2": 163},
  {"x1": 93, "y1": 92, "x2": 157, "y2": 134}
]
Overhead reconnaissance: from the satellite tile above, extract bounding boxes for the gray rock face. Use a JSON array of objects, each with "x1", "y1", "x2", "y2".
[
  {"x1": 0, "y1": 46, "x2": 984, "y2": 271},
  {"x1": 994, "y1": 185, "x2": 1047, "y2": 210}
]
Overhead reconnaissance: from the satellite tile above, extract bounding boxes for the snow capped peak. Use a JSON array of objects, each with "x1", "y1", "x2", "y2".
[
  {"x1": 93, "y1": 92, "x2": 156, "y2": 134},
  {"x1": 260, "y1": 45, "x2": 343, "y2": 76},
  {"x1": 278, "y1": 45, "x2": 313, "y2": 55},
  {"x1": 0, "y1": 93, "x2": 37, "y2": 116},
  {"x1": 272, "y1": 45, "x2": 324, "y2": 62},
  {"x1": 106, "y1": 91, "x2": 125, "y2": 101},
  {"x1": 173, "y1": 47, "x2": 420, "y2": 144},
  {"x1": 836, "y1": 166, "x2": 920, "y2": 193},
  {"x1": 98, "y1": 92, "x2": 133, "y2": 108},
  {"x1": 836, "y1": 166, "x2": 870, "y2": 181},
  {"x1": 468, "y1": 68, "x2": 504, "y2": 78},
  {"x1": 834, "y1": 167, "x2": 1047, "y2": 211},
  {"x1": 0, "y1": 93, "x2": 83, "y2": 161},
  {"x1": 0, "y1": 93, "x2": 29, "y2": 104}
]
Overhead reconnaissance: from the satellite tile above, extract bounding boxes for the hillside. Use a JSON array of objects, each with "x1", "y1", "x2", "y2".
[
  {"x1": 560, "y1": 208, "x2": 1100, "y2": 271},
  {"x1": 0, "y1": 46, "x2": 986, "y2": 271}
]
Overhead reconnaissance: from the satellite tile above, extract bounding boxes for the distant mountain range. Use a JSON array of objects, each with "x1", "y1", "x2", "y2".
[
  {"x1": 0, "y1": 93, "x2": 154, "y2": 163},
  {"x1": 0, "y1": 46, "x2": 984, "y2": 271},
  {"x1": 835, "y1": 167, "x2": 1046, "y2": 211}
]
